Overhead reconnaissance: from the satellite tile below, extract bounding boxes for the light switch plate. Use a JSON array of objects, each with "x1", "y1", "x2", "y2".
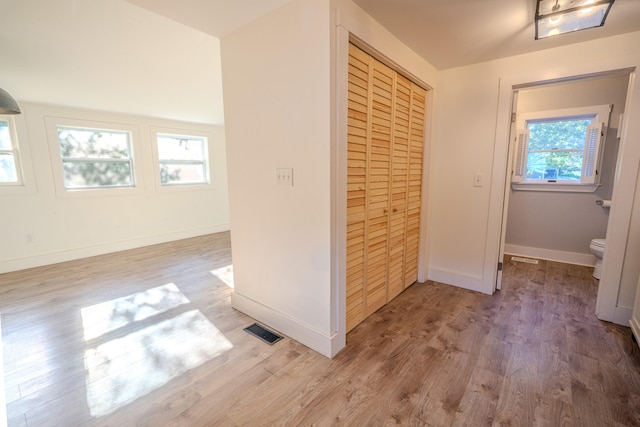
[
  {"x1": 276, "y1": 168, "x2": 293, "y2": 187},
  {"x1": 473, "y1": 173, "x2": 484, "y2": 187}
]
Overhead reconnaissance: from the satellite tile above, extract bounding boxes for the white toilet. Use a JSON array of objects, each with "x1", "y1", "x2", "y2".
[{"x1": 590, "y1": 238, "x2": 606, "y2": 279}]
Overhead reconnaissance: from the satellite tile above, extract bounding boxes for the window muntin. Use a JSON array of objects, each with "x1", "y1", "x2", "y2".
[
  {"x1": 0, "y1": 118, "x2": 22, "y2": 185},
  {"x1": 156, "y1": 133, "x2": 208, "y2": 186},
  {"x1": 56, "y1": 126, "x2": 134, "y2": 189},
  {"x1": 524, "y1": 117, "x2": 593, "y2": 182}
]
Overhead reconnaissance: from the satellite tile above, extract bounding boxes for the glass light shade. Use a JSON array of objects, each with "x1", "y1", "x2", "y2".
[
  {"x1": 0, "y1": 88, "x2": 21, "y2": 114},
  {"x1": 535, "y1": 0, "x2": 615, "y2": 39}
]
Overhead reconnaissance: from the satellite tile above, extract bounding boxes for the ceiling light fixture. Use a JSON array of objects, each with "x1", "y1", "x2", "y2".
[
  {"x1": 0, "y1": 88, "x2": 21, "y2": 114},
  {"x1": 535, "y1": 0, "x2": 615, "y2": 40}
]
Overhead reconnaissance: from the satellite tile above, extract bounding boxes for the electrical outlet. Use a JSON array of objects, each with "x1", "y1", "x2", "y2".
[{"x1": 473, "y1": 173, "x2": 484, "y2": 187}]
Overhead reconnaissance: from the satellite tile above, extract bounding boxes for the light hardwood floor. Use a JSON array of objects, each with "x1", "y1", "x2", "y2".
[{"x1": 2, "y1": 232, "x2": 640, "y2": 426}]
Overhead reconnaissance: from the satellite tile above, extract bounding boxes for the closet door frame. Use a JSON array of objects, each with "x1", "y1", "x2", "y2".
[
  {"x1": 338, "y1": 31, "x2": 434, "y2": 338},
  {"x1": 334, "y1": 27, "x2": 434, "y2": 353}
]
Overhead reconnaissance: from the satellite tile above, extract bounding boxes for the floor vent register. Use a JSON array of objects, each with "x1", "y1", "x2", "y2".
[
  {"x1": 243, "y1": 323, "x2": 284, "y2": 345},
  {"x1": 510, "y1": 256, "x2": 539, "y2": 264}
]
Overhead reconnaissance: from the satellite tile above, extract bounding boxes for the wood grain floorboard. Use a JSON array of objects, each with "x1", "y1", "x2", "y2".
[{"x1": 2, "y1": 233, "x2": 640, "y2": 426}]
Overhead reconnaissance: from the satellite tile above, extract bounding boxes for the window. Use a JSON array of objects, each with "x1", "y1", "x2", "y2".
[
  {"x1": 0, "y1": 117, "x2": 22, "y2": 185},
  {"x1": 56, "y1": 126, "x2": 135, "y2": 189},
  {"x1": 45, "y1": 117, "x2": 142, "y2": 197},
  {"x1": 156, "y1": 133, "x2": 208, "y2": 186},
  {"x1": 512, "y1": 105, "x2": 611, "y2": 192}
]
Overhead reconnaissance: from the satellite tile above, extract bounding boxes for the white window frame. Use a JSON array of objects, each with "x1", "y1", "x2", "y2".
[
  {"x1": 512, "y1": 104, "x2": 612, "y2": 192},
  {"x1": 45, "y1": 116, "x2": 144, "y2": 197},
  {"x1": 0, "y1": 113, "x2": 36, "y2": 195},
  {"x1": 0, "y1": 115, "x2": 24, "y2": 186},
  {"x1": 150, "y1": 127, "x2": 212, "y2": 192}
]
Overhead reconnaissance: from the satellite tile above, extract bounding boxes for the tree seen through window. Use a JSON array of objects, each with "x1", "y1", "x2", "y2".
[
  {"x1": 526, "y1": 118, "x2": 592, "y2": 181},
  {"x1": 57, "y1": 127, "x2": 134, "y2": 189}
]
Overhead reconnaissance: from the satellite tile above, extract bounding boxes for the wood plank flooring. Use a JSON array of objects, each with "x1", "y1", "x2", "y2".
[{"x1": 2, "y1": 232, "x2": 640, "y2": 426}]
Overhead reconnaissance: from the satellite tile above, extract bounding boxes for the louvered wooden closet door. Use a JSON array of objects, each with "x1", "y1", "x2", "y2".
[
  {"x1": 387, "y1": 74, "x2": 411, "y2": 301},
  {"x1": 365, "y1": 59, "x2": 393, "y2": 317},
  {"x1": 404, "y1": 83, "x2": 426, "y2": 287},
  {"x1": 346, "y1": 43, "x2": 427, "y2": 333},
  {"x1": 346, "y1": 44, "x2": 369, "y2": 332}
]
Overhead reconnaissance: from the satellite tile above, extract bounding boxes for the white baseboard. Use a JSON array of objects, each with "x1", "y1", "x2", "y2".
[
  {"x1": 504, "y1": 244, "x2": 596, "y2": 267},
  {"x1": 231, "y1": 291, "x2": 342, "y2": 358},
  {"x1": 0, "y1": 224, "x2": 230, "y2": 274},
  {"x1": 427, "y1": 268, "x2": 488, "y2": 294},
  {"x1": 630, "y1": 315, "x2": 640, "y2": 345}
]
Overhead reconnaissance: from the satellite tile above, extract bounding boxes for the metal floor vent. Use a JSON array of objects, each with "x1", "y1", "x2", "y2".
[
  {"x1": 243, "y1": 323, "x2": 283, "y2": 345},
  {"x1": 511, "y1": 256, "x2": 539, "y2": 264}
]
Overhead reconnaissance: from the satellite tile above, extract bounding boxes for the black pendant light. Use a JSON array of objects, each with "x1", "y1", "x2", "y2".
[{"x1": 0, "y1": 88, "x2": 21, "y2": 114}]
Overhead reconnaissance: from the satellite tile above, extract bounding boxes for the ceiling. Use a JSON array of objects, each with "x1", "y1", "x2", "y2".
[
  {"x1": 126, "y1": 0, "x2": 295, "y2": 39},
  {"x1": 129, "y1": 0, "x2": 640, "y2": 70},
  {"x1": 2, "y1": 0, "x2": 640, "y2": 124},
  {"x1": 353, "y1": 0, "x2": 640, "y2": 69},
  {"x1": 0, "y1": 0, "x2": 225, "y2": 123}
]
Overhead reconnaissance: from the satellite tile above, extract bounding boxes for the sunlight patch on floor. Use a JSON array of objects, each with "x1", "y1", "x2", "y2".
[
  {"x1": 84, "y1": 309, "x2": 232, "y2": 417},
  {"x1": 81, "y1": 283, "x2": 189, "y2": 340},
  {"x1": 211, "y1": 264, "x2": 234, "y2": 288}
]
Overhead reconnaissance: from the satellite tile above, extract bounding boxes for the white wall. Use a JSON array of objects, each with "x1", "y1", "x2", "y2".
[
  {"x1": 0, "y1": 0, "x2": 230, "y2": 272},
  {"x1": 0, "y1": 103, "x2": 229, "y2": 273},
  {"x1": 505, "y1": 76, "x2": 628, "y2": 265},
  {"x1": 619, "y1": 144, "x2": 640, "y2": 310},
  {"x1": 222, "y1": 0, "x2": 334, "y2": 355},
  {"x1": 427, "y1": 61, "x2": 499, "y2": 292},
  {"x1": 429, "y1": 30, "x2": 640, "y2": 316}
]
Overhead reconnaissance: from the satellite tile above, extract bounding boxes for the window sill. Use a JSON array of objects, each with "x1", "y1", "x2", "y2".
[
  {"x1": 511, "y1": 182, "x2": 599, "y2": 193},
  {"x1": 155, "y1": 182, "x2": 212, "y2": 193},
  {"x1": 55, "y1": 185, "x2": 145, "y2": 198}
]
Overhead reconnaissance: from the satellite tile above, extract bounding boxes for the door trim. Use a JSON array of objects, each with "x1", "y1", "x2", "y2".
[{"x1": 490, "y1": 67, "x2": 638, "y2": 325}]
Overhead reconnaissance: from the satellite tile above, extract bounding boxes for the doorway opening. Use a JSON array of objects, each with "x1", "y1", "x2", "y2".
[{"x1": 495, "y1": 68, "x2": 636, "y2": 326}]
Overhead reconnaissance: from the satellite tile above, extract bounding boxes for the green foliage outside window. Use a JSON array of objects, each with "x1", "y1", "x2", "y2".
[
  {"x1": 57, "y1": 127, "x2": 133, "y2": 189},
  {"x1": 526, "y1": 118, "x2": 591, "y2": 181}
]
